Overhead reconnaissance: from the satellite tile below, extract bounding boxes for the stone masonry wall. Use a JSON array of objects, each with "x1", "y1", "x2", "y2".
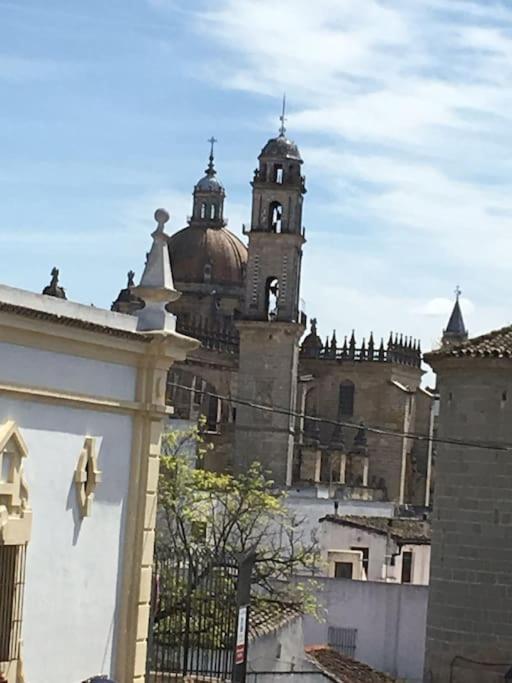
[
  {"x1": 425, "y1": 359, "x2": 512, "y2": 683},
  {"x1": 235, "y1": 321, "x2": 302, "y2": 485},
  {"x1": 298, "y1": 359, "x2": 424, "y2": 502}
]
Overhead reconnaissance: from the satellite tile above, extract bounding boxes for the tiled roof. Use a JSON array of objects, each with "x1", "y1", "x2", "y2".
[
  {"x1": 0, "y1": 301, "x2": 154, "y2": 342},
  {"x1": 321, "y1": 515, "x2": 431, "y2": 544},
  {"x1": 305, "y1": 646, "x2": 397, "y2": 683},
  {"x1": 248, "y1": 600, "x2": 301, "y2": 641},
  {"x1": 426, "y1": 324, "x2": 512, "y2": 360}
]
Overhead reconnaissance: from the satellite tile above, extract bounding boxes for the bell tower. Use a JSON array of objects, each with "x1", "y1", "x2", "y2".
[{"x1": 234, "y1": 107, "x2": 306, "y2": 486}]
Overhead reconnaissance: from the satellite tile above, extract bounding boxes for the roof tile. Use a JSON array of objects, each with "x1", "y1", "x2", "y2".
[
  {"x1": 306, "y1": 646, "x2": 397, "y2": 682},
  {"x1": 321, "y1": 515, "x2": 431, "y2": 544},
  {"x1": 427, "y1": 324, "x2": 512, "y2": 360}
]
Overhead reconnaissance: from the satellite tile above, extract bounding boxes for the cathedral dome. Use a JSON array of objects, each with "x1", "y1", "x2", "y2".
[
  {"x1": 168, "y1": 225, "x2": 247, "y2": 287},
  {"x1": 259, "y1": 134, "x2": 302, "y2": 161},
  {"x1": 195, "y1": 173, "x2": 224, "y2": 192}
]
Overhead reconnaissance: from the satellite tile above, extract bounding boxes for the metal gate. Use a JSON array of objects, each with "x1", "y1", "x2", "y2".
[{"x1": 147, "y1": 548, "x2": 254, "y2": 682}]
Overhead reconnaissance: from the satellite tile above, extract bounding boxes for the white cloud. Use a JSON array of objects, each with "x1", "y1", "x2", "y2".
[
  {"x1": 146, "y1": 0, "x2": 512, "y2": 360},
  {"x1": 418, "y1": 297, "x2": 474, "y2": 317}
]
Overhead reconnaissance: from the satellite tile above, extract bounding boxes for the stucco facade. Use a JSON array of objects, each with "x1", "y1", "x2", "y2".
[{"x1": 0, "y1": 282, "x2": 197, "y2": 683}]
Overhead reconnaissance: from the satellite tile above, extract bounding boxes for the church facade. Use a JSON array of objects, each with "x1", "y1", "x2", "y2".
[{"x1": 113, "y1": 128, "x2": 434, "y2": 504}]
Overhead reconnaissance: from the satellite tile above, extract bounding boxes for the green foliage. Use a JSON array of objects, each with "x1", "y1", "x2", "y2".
[{"x1": 157, "y1": 423, "x2": 321, "y2": 616}]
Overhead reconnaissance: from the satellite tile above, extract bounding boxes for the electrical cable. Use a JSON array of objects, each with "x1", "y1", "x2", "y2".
[{"x1": 167, "y1": 381, "x2": 512, "y2": 453}]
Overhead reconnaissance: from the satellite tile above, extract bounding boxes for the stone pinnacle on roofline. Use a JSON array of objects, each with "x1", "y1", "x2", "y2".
[{"x1": 132, "y1": 208, "x2": 181, "y2": 332}]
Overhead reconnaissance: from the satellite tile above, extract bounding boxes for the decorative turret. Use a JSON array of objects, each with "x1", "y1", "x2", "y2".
[
  {"x1": 42, "y1": 267, "x2": 66, "y2": 300},
  {"x1": 189, "y1": 137, "x2": 226, "y2": 229},
  {"x1": 330, "y1": 420, "x2": 345, "y2": 450},
  {"x1": 111, "y1": 270, "x2": 143, "y2": 314},
  {"x1": 301, "y1": 317, "x2": 323, "y2": 357},
  {"x1": 351, "y1": 423, "x2": 368, "y2": 456},
  {"x1": 442, "y1": 286, "x2": 468, "y2": 347},
  {"x1": 132, "y1": 209, "x2": 181, "y2": 332}
]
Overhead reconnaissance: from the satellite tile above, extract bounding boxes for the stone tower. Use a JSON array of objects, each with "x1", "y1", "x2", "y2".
[
  {"x1": 234, "y1": 117, "x2": 306, "y2": 485},
  {"x1": 425, "y1": 328, "x2": 512, "y2": 682}
]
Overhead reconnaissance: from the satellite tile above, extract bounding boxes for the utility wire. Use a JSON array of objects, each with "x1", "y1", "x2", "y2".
[{"x1": 168, "y1": 381, "x2": 512, "y2": 453}]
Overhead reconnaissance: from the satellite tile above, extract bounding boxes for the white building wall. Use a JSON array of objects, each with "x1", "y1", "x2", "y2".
[
  {"x1": 0, "y1": 341, "x2": 137, "y2": 401},
  {"x1": 303, "y1": 577, "x2": 428, "y2": 683},
  {"x1": 319, "y1": 523, "x2": 388, "y2": 581},
  {"x1": 319, "y1": 521, "x2": 430, "y2": 585},
  {"x1": 0, "y1": 343, "x2": 137, "y2": 683},
  {"x1": 386, "y1": 543, "x2": 431, "y2": 585},
  {"x1": 284, "y1": 490, "x2": 395, "y2": 548}
]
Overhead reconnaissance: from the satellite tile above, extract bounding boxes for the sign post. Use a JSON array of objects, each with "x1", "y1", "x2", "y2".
[{"x1": 232, "y1": 552, "x2": 256, "y2": 683}]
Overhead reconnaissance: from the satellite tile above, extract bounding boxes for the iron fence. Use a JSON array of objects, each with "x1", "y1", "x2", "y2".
[{"x1": 147, "y1": 548, "x2": 254, "y2": 682}]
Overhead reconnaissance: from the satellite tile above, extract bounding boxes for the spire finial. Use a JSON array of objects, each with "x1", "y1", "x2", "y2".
[
  {"x1": 131, "y1": 208, "x2": 181, "y2": 331},
  {"x1": 455, "y1": 284, "x2": 461, "y2": 300},
  {"x1": 206, "y1": 136, "x2": 217, "y2": 175},
  {"x1": 127, "y1": 270, "x2": 135, "y2": 287},
  {"x1": 154, "y1": 207, "x2": 170, "y2": 234},
  {"x1": 279, "y1": 94, "x2": 287, "y2": 137}
]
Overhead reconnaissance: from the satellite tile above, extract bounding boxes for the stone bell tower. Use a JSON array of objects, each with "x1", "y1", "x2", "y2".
[{"x1": 234, "y1": 107, "x2": 306, "y2": 486}]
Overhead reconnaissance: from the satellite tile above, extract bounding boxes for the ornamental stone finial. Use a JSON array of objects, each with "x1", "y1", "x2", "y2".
[{"x1": 131, "y1": 208, "x2": 181, "y2": 332}]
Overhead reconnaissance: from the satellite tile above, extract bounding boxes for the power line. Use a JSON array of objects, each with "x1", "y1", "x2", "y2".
[{"x1": 168, "y1": 381, "x2": 512, "y2": 454}]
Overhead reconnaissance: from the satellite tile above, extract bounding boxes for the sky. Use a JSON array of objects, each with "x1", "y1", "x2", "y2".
[{"x1": 1, "y1": 0, "x2": 512, "y2": 356}]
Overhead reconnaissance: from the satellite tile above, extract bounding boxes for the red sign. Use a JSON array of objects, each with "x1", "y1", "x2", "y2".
[{"x1": 235, "y1": 643, "x2": 245, "y2": 664}]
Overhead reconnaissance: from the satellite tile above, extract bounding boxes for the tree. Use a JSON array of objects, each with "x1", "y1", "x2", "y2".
[{"x1": 157, "y1": 421, "x2": 321, "y2": 616}]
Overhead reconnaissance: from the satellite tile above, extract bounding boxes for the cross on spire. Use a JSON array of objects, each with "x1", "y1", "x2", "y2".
[
  {"x1": 206, "y1": 136, "x2": 217, "y2": 174},
  {"x1": 208, "y1": 136, "x2": 217, "y2": 159},
  {"x1": 455, "y1": 285, "x2": 462, "y2": 300},
  {"x1": 279, "y1": 94, "x2": 287, "y2": 136}
]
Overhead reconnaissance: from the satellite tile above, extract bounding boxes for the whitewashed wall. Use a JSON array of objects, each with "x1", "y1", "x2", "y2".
[
  {"x1": 319, "y1": 520, "x2": 430, "y2": 585},
  {"x1": 304, "y1": 577, "x2": 428, "y2": 683},
  {"x1": 0, "y1": 341, "x2": 136, "y2": 683}
]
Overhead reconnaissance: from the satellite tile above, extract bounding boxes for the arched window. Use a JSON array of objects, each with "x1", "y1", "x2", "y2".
[
  {"x1": 265, "y1": 276, "x2": 279, "y2": 320},
  {"x1": 339, "y1": 380, "x2": 355, "y2": 417},
  {"x1": 210, "y1": 203, "x2": 217, "y2": 220},
  {"x1": 268, "y1": 201, "x2": 283, "y2": 232},
  {"x1": 273, "y1": 164, "x2": 284, "y2": 184},
  {"x1": 200, "y1": 202, "x2": 207, "y2": 219},
  {"x1": 203, "y1": 263, "x2": 212, "y2": 283}
]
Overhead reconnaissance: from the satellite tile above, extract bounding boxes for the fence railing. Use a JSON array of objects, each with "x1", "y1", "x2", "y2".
[{"x1": 147, "y1": 548, "x2": 254, "y2": 682}]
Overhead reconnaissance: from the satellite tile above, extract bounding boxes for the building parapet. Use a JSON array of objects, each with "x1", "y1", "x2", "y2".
[
  {"x1": 301, "y1": 330, "x2": 421, "y2": 368},
  {"x1": 176, "y1": 316, "x2": 239, "y2": 354}
]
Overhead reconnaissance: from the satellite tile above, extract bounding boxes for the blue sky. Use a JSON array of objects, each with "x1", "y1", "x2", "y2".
[{"x1": 2, "y1": 0, "x2": 512, "y2": 353}]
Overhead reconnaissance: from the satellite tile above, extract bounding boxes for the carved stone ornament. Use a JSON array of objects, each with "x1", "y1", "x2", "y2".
[
  {"x1": 74, "y1": 437, "x2": 102, "y2": 518},
  {"x1": 0, "y1": 421, "x2": 32, "y2": 545}
]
